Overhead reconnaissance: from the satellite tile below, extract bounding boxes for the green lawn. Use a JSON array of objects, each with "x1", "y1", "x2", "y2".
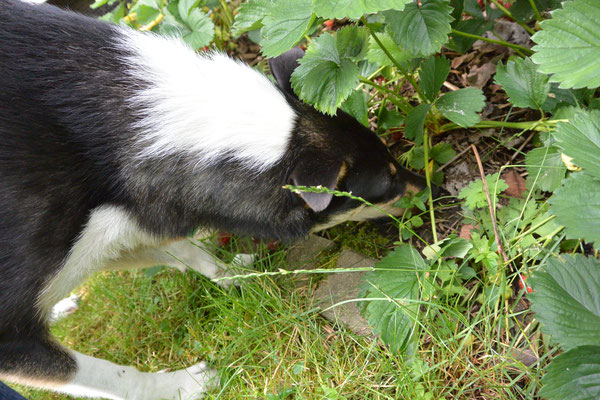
[{"x1": 12, "y1": 226, "x2": 545, "y2": 400}]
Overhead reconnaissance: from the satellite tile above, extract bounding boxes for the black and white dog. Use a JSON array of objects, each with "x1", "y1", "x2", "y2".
[{"x1": 0, "y1": 0, "x2": 429, "y2": 398}]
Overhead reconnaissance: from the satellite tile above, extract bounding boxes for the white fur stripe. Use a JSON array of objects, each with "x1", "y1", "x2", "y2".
[
  {"x1": 118, "y1": 30, "x2": 296, "y2": 170},
  {"x1": 37, "y1": 206, "x2": 160, "y2": 319}
]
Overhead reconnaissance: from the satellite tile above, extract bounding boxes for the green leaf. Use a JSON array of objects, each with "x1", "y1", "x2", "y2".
[
  {"x1": 291, "y1": 32, "x2": 360, "y2": 115},
  {"x1": 359, "y1": 245, "x2": 427, "y2": 354},
  {"x1": 539, "y1": 346, "x2": 600, "y2": 400},
  {"x1": 178, "y1": 0, "x2": 201, "y2": 18},
  {"x1": 526, "y1": 146, "x2": 566, "y2": 192},
  {"x1": 407, "y1": 146, "x2": 425, "y2": 170},
  {"x1": 449, "y1": 17, "x2": 495, "y2": 54},
  {"x1": 422, "y1": 236, "x2": 472, "y2": 260},
  {"x1": 182, "y1": 8, "x2": 214, "y2": 49},
  {"x1": 90, "y1": 0, "x2": 109, "y2": 9},
  {"x1": 335, "y1": 26, "x2": 369, "y2": 61},
  {"x1": 436, "y1": 87, "x2": 485, "y2": 127},
  {"x1": 419, "y1": 56, "x2": 450, "y2": 102},
  {"x1": 458, "y1": 173, "x2": 508, "y2": 210},
  {"x1": 131, "y1": 0, "x2": 161, "y2": 25},
  {"x1": 260, "y1": 0, "x2": 315, "y2": 57},
  {"x1": 378, "y1": 108, "x2": 404, "y2": 130},
  {"x1": 549, "y1": 172, "x2": 600, "y2": 244},
  {"x1": 531, "y1": 0, "x2": 600, "y2": 89},
  {"x1": 552, "y1": 110, "x2": 600, "y2": 179},
  {"x1": 494, "y1": 57, "x2": 550, "y2": 110},
  {"x1": 511, "y1": 0, "x2": 561, "y2": 22},
  {"x1": 529, "y1": 254, "x2": 600, "y2": 350},
  {"x1": 366, "y1": 31, "x2": 414, "y2": 68},
  {"x1": 430, "y1": 142, "x2": 456, "y2": 164},
  {"x1": 313, "y1": 0, "x2": 411, "y2": 19},
  {"x1": 385, "y1": 0, "x2": 453, "y2": 57},
  {"x1": 341, "y1": 89, "x2": 369, "y2": 128},
  {"x1": 232, "y1": 0, "x2": 272, "y2": 36},
  {"x1": 405, "y1": 104, "x2": 431, "y2": 145}
]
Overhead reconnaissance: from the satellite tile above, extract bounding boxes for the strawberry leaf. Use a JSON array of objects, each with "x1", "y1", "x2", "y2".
[
  {"x1": 366, "y1": 31, "x2": 414, "y2": 68},
  {"x1": 291, "y1": 29, "x2": 368, "y2": 115},
  {"x1": 552, "y1": 110, "x2": 600, "y2": 180},
  {"x1": 260, "y1": 0, "x2": 315, "y2": 57},
  {"x1": 539, "y1": 346, "x2": 600, "y2": 400},
  {"x1": 494, "y1": 58, "x2": 550, "y2": 110},
  {"x1": 359, "y1": 245, "x2": 428, "y2": 354},
  {"x1": 232, "y1": 0, "x2": 272, "y2": 36},
  {"x1": 529, "y1": 254, "x2": 600, "y2": 350},
  {"x1": 419, "y1": 55, "x2": 450, "y2": 102},
  {"x1": 341, "y1": 89, "x2": 369, "y2": 128},
  {"x1": 526, "y1": 146, "x2": 566, "y2": 192},
  {"x1": 405, "y1": 104, "x2": 431, "y2": 145},
  {"x1": 435, "y1": 87, "x2": 485, "y2": 127},
  {"x1": 182, "y1": 8, "x2": 214, "y2": 49},
  {"x1": 531, "y1": 0, "x2": 600, "y2": 89},
  {"x1": 313, "y1": 0, "x2": 411, "y2": 19},
  {"x1": 384, "y1": 0, "x2": 453, "y2": 57},
  {"x1": 549, "y1": 172, "x2": 600, "y2": 244}
]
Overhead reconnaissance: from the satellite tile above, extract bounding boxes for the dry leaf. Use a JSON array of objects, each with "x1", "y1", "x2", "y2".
[
  {"x1": 502, "y1": 170, "x2": 527, "y2": 198},
  {"x1": 466, "y1": 63, "x2": 496, "y2": 89},
  {"x1": 460, "y1": 224, "x2": 474, "y2": 239}
]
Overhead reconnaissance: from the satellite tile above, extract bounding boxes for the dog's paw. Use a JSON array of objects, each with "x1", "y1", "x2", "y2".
[
  {"x1": 49, "y1": 294, "x2": 80, "y2": 323},
  {"x1": 231, "y1": 253, "x2": 255, "y2": 268},
  {"x1": 212, "y1": 253, "x2": 255, "y2": 289},
  {"x1": 153, "y1": 362, "x2": 218, "y2": 400}
]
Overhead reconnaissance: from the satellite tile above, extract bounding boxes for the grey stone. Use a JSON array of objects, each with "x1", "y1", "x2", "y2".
[
  {"x1": 287, "y1": 234, "x2": 334, "y2": 270},
  {"x1": 286, "y1": 234, "x2": 335, "y2": 288},
  {"x1": 507, "y1": 348, "x2": 538, "y2": 367},
  {"x1": 313, "y1": 249, "x2": 376, "y2": 336}
]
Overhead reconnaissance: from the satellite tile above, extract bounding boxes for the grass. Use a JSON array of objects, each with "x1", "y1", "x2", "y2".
[{"x1": 10, "y1": 220, "x2": 547, "y2": 400}]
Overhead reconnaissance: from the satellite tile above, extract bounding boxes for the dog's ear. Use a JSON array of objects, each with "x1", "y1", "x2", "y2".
[
  {"x1": 290, "y1": 158, "x2": 343, "y2": 212},
  {"x1": 268, "y1": 47, "x2": 305, "y2": 97}
]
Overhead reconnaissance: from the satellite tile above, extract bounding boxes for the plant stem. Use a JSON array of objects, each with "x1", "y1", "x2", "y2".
[
  {"x1": 509, "y1": 215, "x2": 556, "y2": 244},
  {"x1": 528, "y1": 0, "x2": 543, "y2": 22},
  {"x1": 423, "y1": 132, "x2": 438, "y2": 243},
  {"x1": 451, "y1": 29, "x2": 533, "y2": 56},
  {"x1": 471, "y1": 145, "x2": 510, "y2": 264},
  {"x1": 139, "y1": 13, "x2": 164, "y2": 31},
  {"x1": 489, "y1": 0, "x2": 536, "y2": 35},
  {"x1": 359, "y1": 77, "x2": 412, "y2": 114},
  {"x1": 439, "y1": 119, "x2": 562, "y2": 133},
  {"x1": 361, "y1": 17, "x2": 427, "y2": 102}
]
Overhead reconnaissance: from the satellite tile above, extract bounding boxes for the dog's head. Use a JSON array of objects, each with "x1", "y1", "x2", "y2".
[{"x1": 269, "y1": 48, "x2": 431, "y2": 233}]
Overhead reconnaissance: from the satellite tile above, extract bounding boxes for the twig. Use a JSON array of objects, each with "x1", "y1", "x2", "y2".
[
  {"x1": 437, "y1": 144, "x2": 473, "y2": 172},
  {"x1": 509, "y1": 131, "x2": 536, "y2": 162},
  {"x1": 451, "y1": 29, "x2": 533, "y2": 56},
  {"x1": 471, "y1": 145, "x2": 509, "y2": 264},
  {"x1": 442, "y1": 81, "x2": 460, "y2": 91}
]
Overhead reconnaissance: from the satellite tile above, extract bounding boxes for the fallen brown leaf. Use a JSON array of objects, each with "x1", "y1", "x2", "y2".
[{"x1": 502, "y1": 170, "x2": 527, "y2": 198}]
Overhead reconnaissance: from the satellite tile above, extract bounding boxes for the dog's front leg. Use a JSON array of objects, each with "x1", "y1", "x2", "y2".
[
  {"x1": 59, "y1": 351, "x2": 217, "y2": 400},
  {"x1": 113, "y1": 238, "x2": 254, "y2": 287}
]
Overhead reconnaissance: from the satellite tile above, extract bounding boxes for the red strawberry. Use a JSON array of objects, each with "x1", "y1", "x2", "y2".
[
  {"x1": 216, "y1": 232, "x2": 232, "y2": 247},
  {"x1": 518, "y1": 274, "x2": 533, "y2": 293},
  {"x1": 323, "y1": 19, "x2": 334, "y2": 30}
]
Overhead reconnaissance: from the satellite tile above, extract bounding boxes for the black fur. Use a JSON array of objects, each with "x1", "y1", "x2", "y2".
[{"x1": 0, "y1": 0, "x2": 427, "y2": 390}]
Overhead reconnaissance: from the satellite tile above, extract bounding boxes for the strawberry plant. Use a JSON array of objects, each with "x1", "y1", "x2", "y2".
[
  {"x1": 92, "y1": 0, "x2": 234, "y2": 50},
  {"x1": 87, "y1": 0, "x2": 600, "y2": 398},
  {"x1": 231, "y1": 0, "x2": 600, "y2": 398}
]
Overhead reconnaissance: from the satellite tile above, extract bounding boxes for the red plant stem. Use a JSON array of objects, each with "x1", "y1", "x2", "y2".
[{"x1": 471, "y1": 145, "x2": 509, "y2": 264}]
